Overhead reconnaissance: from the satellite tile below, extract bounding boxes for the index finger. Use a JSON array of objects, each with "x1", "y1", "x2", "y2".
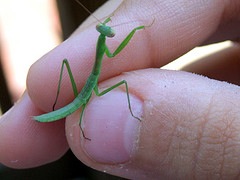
[{"x1": 27, "y1": 0, "x2": 238, "y2": 112}]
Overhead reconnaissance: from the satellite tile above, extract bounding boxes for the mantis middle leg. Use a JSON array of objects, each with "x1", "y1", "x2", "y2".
[{"x1": 94, "y1": 80, "x2": 141, "y2": 121}]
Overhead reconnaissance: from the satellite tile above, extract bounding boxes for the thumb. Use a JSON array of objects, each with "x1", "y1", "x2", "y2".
[{"x1": 66, "y1": 69, "x2": 240, "y2": 179}]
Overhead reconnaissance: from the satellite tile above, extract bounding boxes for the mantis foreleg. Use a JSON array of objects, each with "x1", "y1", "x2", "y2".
[{"x1": 105, "y1": 25, "x2": 145, "y2": 57}]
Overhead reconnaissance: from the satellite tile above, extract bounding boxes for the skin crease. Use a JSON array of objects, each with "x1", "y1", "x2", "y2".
[{"x1": 0, "y1": 0, "x2": 240, "y2": 179}]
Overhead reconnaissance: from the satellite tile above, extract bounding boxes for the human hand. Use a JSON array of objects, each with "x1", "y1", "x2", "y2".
[{"x1": 1, "y1": 0, "x2": 240, "y2": 179}]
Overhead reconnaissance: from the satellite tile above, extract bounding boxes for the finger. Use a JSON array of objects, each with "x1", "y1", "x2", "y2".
[
  {"x1": 27, "y1": 0, "x2": 240, "y2": 111},
  {"x1": 66, "y1": 69, "x2": 240, "y2": 179},
  {"x1": 0, "y1": 92, "x2": 68, "y2": 168}
]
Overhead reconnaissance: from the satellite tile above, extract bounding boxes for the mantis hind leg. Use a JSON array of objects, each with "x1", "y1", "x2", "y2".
[
  {"x1": 94, "y1": 80, "x2": 141, "y2": 121},
  {"x1": 53, "y1": 59, "x2": 90, "y2": 140},
  {"x1": 79, "y1": 104, "x2": 91, "y2": 141},
  {"x1": 52, "y1": 59, "x2": 78, "y2": 110}
]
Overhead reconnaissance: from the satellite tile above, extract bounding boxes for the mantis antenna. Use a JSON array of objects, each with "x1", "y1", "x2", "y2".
[{"x1": 75, "y1": 0, "x2": 102, "y2": 24}]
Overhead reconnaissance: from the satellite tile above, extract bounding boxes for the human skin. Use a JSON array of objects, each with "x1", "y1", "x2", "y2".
[{"x1": 1, "y1": 0, "x2": 240, "y2": 179}]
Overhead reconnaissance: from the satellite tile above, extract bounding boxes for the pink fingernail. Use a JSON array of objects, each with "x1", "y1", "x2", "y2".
[{"x1": 82, "y1": 90, "x2": 142, "y2": 164}]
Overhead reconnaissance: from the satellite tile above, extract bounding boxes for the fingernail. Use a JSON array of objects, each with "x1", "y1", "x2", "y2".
[{"x1": 82, "y1": 90, "x2": 142, "y2": 164}]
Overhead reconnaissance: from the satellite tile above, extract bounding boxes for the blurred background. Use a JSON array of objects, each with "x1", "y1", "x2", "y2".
[
  {"x1": 0, "y1": 0, "x2": 234, "y2": 179},
  {"x1": 0, "y1": 0, "x2": 123, "y2": 179}
]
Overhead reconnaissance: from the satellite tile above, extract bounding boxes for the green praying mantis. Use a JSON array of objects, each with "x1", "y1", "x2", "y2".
[{"x1": 33, "y1": 0, "x2": 153, "y2": 139}]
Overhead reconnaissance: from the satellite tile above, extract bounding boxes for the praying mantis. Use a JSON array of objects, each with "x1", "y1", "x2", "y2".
[{"x1": 33, "y1": 1, "x2": 152, "y2": 139}]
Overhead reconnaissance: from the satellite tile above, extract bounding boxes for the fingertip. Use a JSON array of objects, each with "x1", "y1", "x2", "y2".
[{"x1": 0, "y1": 92, "x2": 68, "y2": 168}]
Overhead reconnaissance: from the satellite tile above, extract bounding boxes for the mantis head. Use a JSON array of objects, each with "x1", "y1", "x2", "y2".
[{"x1": 96, "y1": 23, "x2": 116, "y2": 38}]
